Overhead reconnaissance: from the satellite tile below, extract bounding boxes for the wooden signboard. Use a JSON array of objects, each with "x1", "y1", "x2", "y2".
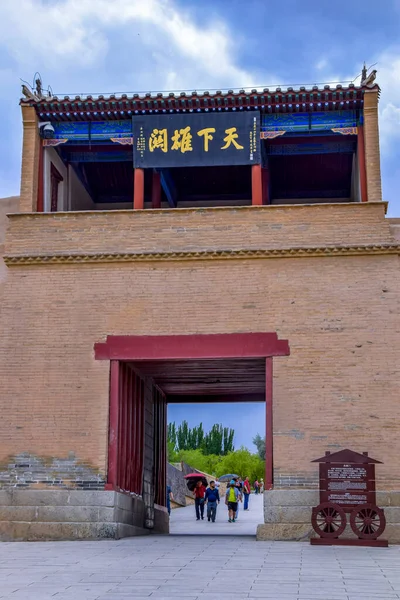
[{"x1": 310, "y1": 449, "x2": 387, "y2": 547}]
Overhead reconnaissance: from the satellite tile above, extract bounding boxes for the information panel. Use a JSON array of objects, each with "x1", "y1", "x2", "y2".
[
  {"x1": 132, "y1": 112, "x2": 260, "y2": 168},
  {"x1": 320, "y1": 463, "x2": 375, "y2": 508}
]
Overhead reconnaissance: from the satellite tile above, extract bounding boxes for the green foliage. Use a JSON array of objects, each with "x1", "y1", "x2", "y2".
[
  {"x1": 167, "y1": 422, "x2": 178, "y2": 461},
  {"x1": 167, "y1": 422, "x2": 263, "y2": 481},
  {"x1": 252, "y1": 433, "x2": 266, "y2": 460},
  {"x1": 202, "y1": 424, "x2": 234, "y2": 455},
  {"x1": 176, "y1": 449, "x2": 223, "y2": 475},
  {"x1": 216, "y1": 447, "x2": 265, "y2": 482}
]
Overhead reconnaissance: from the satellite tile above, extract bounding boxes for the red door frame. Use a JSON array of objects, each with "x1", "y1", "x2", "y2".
[{"x1": 95, "y1": 333, "x2": 290, "y2": 492}]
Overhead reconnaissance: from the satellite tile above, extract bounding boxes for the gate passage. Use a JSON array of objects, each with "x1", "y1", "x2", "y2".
[{"x1": 310, "y1": 449, "x2": 388, "y2": 547}]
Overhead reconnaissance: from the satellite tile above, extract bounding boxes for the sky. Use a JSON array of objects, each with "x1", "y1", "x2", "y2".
[
  {"x1": 168, "y1": 403, "x2": 265, "y2": 453},
  {"x1": 0, "y1": 0, "x2": 400, "y2": 214},
  {"x1": 0, "y1": 1, "x2": 399, "y2": 449}
]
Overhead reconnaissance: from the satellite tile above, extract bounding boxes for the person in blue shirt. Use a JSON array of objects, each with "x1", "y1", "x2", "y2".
[
  {"x1": 204, "y1": 480, "x2": 220, "y2": 522},
  {"x1": 166, "y1": 485, "x2": 173, "y2": 517}
]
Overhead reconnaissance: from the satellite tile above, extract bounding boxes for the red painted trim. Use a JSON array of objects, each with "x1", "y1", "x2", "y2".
[
  {"x1": 95, "y1": 333, "x2": 290, "y2": 361},
  {"x1": 357, "y1": 125, "x2": 368, "y2": 202},
  {"x1": 252, "y1": 164, "x2": 263, "y2": 205},
  {"x1": 37, "y1": 140, "x2": 44, "y2": 212},
  {"x1": 265, "y1": 357, "x2": 273, "y2": 490},
  {"x1": 134, "y1": 168, "x2": 144, "y2": 209},
  {"x1": 105, "y1": 360, "x2": 120, "y2": 490},
  {"x1": 262, "y1": 166, "x2": 269, "y2": 205},
  {"x1": 50, "y1": 162, "x2": 63, "y2": 213},
  {"x1": 151, "y1": 170, "x2": 161, "y2": 208},
  {"x1": 167, "y1": 392, "x2": 265, "y2": 404}
]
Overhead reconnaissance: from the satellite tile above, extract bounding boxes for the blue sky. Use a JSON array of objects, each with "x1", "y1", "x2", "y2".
[
  {"x1": 0, "y1": 0, "x2": 400, "y2": 215},
  {"x1": 168, "y1": 403, "x2": 265, "y2": 452}
]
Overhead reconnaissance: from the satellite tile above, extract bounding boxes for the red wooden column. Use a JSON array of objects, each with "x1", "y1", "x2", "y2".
[
  {"x1": 133, "y1": 168, "x2": 145, "y2": 209},
  {"x1": 262, "y1": 166, "x2": 270, "y2": 205},
  {"x1": 265, "y1": 357, "x2": 273, "y2": 490},
  {"x1": 105, "y1": 360, "x2": 120, "y2": 491},
  {"x1": 252, "y1": 164, "x2": 263, "y2": 205},
  {"x1": 151, "y1": 170, "x2": 161, "y2": 208},
  {"x1": 37, "y1": 140, "x2": 44, "y2": 212},
  {"x1": 357, "y1": 125, "x2": 368, "y2": 203}
]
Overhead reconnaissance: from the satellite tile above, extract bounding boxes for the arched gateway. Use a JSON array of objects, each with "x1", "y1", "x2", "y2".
[{"x1": 0, "y1": 73, "x2": 400, "y2": 542}]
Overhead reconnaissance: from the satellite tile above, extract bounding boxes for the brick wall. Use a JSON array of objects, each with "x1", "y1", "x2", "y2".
[
  {"x1": 0, "y1": 452, "x2": 104, "y2": 490},
  {"x1": 364, "y1": 90, "x2": 383, "y2": 202},
  {"x1": 4, "y1": 202, "x2": 393, "y2": 257},
  {"x1": 0, "y1": 204, "x2": 399, "y2": 489},
  {"x1": 19, "y1": 107, "x2": 40, "y2": 213},
  {"x1": 0, "y1": 197, "x2": 19, "y2": 286}
]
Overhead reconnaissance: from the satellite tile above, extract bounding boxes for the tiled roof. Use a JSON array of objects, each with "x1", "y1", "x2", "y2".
[{"x1": 21, "y1": 84, "x2": 378, "y2": 121}]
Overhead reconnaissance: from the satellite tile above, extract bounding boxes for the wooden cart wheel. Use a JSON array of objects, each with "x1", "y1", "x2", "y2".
[
  {"x1": 349, "y1": 504, "x2": 386, "y2": 539},
  {"x1": 311, "y1": 502, "x2": 347, "y2": 538}
]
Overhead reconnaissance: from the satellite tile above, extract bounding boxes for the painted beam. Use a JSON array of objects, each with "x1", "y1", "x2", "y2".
[
  {"x1": 95, "y1": 332, "x2": 290, "y2": 361},
  {"x1": 66, "y1": 151, "x2": 132, "y2": 162},
  {"x1": 267, "y1": 141, "x2": 356, "y2": 156},
  {"x1": 167, "y1": 393, "x2": 265, "y2": 404}
]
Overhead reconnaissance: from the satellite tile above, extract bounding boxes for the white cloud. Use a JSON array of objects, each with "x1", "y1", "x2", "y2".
[
  {"x1": 0, "y1": 0, "x2": 265, "y2": 92},
  {"x1": 315, "y1": 58, "x2": 328, "y2": 71},
  {"x1": 370, "y1": 51, "x2": 400, "y2": 154}
]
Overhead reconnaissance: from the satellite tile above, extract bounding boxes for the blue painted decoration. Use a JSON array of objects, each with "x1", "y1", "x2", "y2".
[{"x1": 261, "y1": 110, "x2": 358, "y2": 134}]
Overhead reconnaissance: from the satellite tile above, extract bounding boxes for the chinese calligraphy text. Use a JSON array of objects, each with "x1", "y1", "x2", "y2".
[{"x1": 133, "y1": 112, "x2": 260, "y2": 168}]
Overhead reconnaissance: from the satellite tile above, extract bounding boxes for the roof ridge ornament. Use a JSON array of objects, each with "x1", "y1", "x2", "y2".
[{"x1": 361, "y1": 62, "x2": 378, "y2": 88}]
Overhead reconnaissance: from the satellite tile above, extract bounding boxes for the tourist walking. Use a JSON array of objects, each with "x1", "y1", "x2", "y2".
[
  {"x1": 235, "y1": 478, "x2": 243, "y2": 520},
  {"x1": 166, "y1": 485, "x2": 173, "y2": 517},
  {"x1": 225, "y1": 480, "x2": 240, "y2": 523},
  {"x1": 194, "y1": 480, "x2": 206, "y2": 520},
  {"x1": 205, "y1": 480, "x2": 220, "y2": 522},
  {"x1": 254, "y1": 479, "x2": 259, "y2": 494},
  {"x1": 260, "y1": 478, "x2": 264, "y2": 494},
  {"x1": 243, "y1": 476, "x2": 251, "y2": 510}
]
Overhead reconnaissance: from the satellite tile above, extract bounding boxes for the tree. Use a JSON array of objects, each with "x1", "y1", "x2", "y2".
[
  {"x1": 252, "y1": 433, "x2": 266, "y2": 460},
  {"x1": 167, "y1": 422, "x2": 178, "y2": 461},
  {"x1": 216, "y1": 447, "x2": 265, "y2": 482},
  {"x1": 202, "y1": 424, "x2": 235, "y2": 455},
  {"x1": 170, "y1": 421, "x2": 235, "y2": 455}
]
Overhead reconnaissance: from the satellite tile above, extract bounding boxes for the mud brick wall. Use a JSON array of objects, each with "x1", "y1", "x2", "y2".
[{"x1": 0, "y1": 203, "x2": 399, "y2": 489}]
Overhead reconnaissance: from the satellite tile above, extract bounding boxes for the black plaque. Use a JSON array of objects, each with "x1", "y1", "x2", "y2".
[{"x1": 132, "y1": 112, "x2": 260, "y2": 168}]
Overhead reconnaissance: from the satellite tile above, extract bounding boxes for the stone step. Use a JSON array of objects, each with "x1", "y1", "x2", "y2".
[{"x1": 0, "y1": 520, "x2": 148, "y2": 541}]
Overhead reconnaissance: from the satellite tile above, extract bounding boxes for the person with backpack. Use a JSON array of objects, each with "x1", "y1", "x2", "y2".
[
  {"x1": 225, "y1": 479, "x2": 240, "y2": 523},
  {"x1": 243, "y1": 476, "x2": 251, "y2": 510},
  {"x1": 204, "y1": 480, "x2": 220, "y2": 522}
]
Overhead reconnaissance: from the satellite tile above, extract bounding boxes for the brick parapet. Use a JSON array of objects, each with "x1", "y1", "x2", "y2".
[{"x1": 3, "y1": 202, "x2": 394, "y2": 260}]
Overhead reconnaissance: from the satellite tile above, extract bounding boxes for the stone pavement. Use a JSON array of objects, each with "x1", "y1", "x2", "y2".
[
  {"x1": 170, "y1": 491, "x2": 263, "y2": 535},
  {"x1": 1, "y1": 534, "x2": 400, "y2": 600}
]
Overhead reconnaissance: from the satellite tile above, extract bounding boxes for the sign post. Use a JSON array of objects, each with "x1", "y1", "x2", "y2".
[{"x1": 310, "y1": 449, "x2": 388, "y2": 546}]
